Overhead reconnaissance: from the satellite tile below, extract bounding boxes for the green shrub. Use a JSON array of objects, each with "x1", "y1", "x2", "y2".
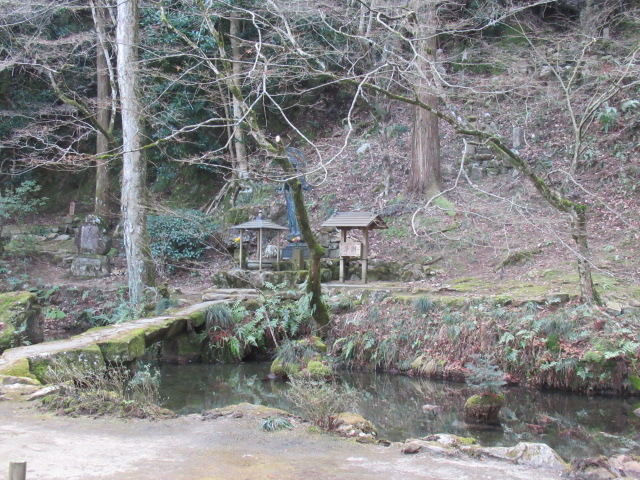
[
  {"x1": 286, "y1": 378, "x2": 359, "y2": 430},
  {"x1": 147, "y1": 209, "x2": 219, "y2": 272},
  {"x1": 154, "y1": 297, "x2": 178, "y2": 315},
  {"x1": 151, "y1": 164, "x2": 178, "y2": 193},
  {"x1": 204, "y1": 304, "x2": 234, "y2": 331},
  {"x1": 414, "y1": 296, "x2": 436, "y2": 315},
  {"x1": 42, "y1": 358, "x2": 170, "y2": 419},
  {"x1": 598, "y1": 104, "x2": 620, "y2": 133},
  {"x1": 0, "y1": 180, "x2": 47, "y2": 230},
  {"x1": 43, "y1": 307, "x2": 66, "y2": 320}
]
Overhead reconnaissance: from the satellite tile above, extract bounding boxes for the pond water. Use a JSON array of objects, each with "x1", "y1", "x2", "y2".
[{"x1": 159, "y1": 362, "x2": 640, "y2": 461}]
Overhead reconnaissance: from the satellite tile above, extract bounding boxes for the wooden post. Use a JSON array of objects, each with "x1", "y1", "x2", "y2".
[
  {"x1": 258, "y1": 228, "x2": 263, "y2": 271},
  {"x1": 9, "y1": 461, "x2": 27, "y2": 480},
  {"x1": 362, "y1": 228, "x2": 369, "y2": 284},
  {"x1": 339, "y1": 228, "x2": 347, "y2": 283},
  {"x1": 276, "y1": 231, "x2": 281, "y2": 267},
  {"x1": 239, "y1": 230, "x2": 244, "y2": 269}
]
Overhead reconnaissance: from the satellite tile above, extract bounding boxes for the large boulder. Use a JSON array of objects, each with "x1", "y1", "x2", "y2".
[
  {"x1": 464, "y1": 393, "x2": 505, "y2": 425},
  {"x1": 477, "y1": 442, "x2": 568, "y2": 472},
  {"x1": 331, "y1": 412, "x2": 377, "y2": 440},
  {"x1": 0, "y1": 291, "x2": 43, "y2": 353},
  {"x1": 607, "y1": 455, "x2": 640, "y2": 479},
  {"x1": 570, "y1": 455, "x2": 640, "y2": 480}
]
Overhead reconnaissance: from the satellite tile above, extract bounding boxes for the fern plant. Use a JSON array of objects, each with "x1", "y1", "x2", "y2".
[{"x1": 260, "y1": 416, "x2": 293, "y2": 432}]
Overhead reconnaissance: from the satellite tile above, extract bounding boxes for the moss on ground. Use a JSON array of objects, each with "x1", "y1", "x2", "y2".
[{"x1": 0, "y1": 358, "x2": 39, "y2": 382}]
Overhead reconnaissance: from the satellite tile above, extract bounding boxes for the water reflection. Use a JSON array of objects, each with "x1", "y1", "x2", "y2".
[{"x1": 159, "y1": 362, "x2": 640, "y2": 460}]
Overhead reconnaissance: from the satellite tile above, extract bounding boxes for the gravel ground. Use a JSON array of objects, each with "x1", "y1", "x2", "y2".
[{"x1": 0, "y1": 401, "x2": 566, "y2": 480}]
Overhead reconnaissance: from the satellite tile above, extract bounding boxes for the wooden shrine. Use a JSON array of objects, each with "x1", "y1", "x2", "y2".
[
  {"x1": 321, "y1": 211, "x2": 387, "y2": 283},
  {"x1": 230, "y1": 213, "x2": 288, "y2": 271}
]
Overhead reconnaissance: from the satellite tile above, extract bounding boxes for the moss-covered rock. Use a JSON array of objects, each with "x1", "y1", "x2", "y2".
[
  {"x1": 97, "y1": 329, "x2": 146, "y2": 364},
  {"x1": 320, "y1": 268, "x2": 333, "y2": 282},
  {"x1": 332, "y1": 412, "x2": 377, "y2": 438},
  {"x1": 421, "y1": 433, "x2": 478, "y2": 447},
  {"x1": 189, "y1": 311, "x2": 206, "y2": 328},
  {"x1": 306, "y1": 336, "x2": 327, "y2": 354},
  {"x1": 410, "y1": 355, "x2": 445, "y2": 377},
  {"x1": 305, "y1": 360, "x2": 333, "y2": 380},
  {"x1": 0, "y1": 358, "x2": 39, "y2": 382},
  {"x1": 243, "y1": 298, "x2": 262, "y2": 312},
  {"x1": 212, "y1": 269, "x2": 252, "y2": 289},
  {"x1": 270, "y1": 357, "x2": 301, "y2": 378},
  {"x1": 366, "y1": 261, "x2": 401, "y2": 282},
  {"x1": 210, "y1": 271, "x2": 232, "y2": 288},
  {"x1": 162, "y1": 330, "x2": 205, "y2": 364},
  {"x1": 464, "y1": 393, "x2": 505, "y2": 425},
  {"x1": 143, "y1": 318, "x2": 180, "y2": 345},
  {"x1": 29, "y1": 345, "x2": 106, "y2": 383},
  {"x1": 0, "y1": 291, "x2": 43, "y2": 353}
]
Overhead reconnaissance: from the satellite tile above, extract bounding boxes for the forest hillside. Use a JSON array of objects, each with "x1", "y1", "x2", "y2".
[{"x1": 0, "y1": 1, "x2": 638, "y2": 374}]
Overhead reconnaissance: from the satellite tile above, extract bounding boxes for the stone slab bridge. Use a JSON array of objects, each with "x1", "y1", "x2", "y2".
[{"x1": 0, "y1": 289, "x2": 258, "y2": 383}]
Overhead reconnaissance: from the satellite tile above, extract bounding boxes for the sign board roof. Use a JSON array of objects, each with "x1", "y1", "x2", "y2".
[{"x1": 321, "y1": 211, "x2": 387, "y2": 230}]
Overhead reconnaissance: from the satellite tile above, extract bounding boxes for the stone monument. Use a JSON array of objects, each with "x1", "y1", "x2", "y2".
[{"x1": 71, "y1": 214, "x2": 112, "y2": 278}]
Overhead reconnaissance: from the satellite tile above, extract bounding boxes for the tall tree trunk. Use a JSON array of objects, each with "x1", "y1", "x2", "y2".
[
  {"x1": 95, "y1": 3, "x2": 111, "y2": 216},
  {"x1": 571, "y1": 209, "x2": 601, "y2": 304},
  {"x1": 0, "y1": 70, "x2": 11, "y2": 107},
  {"x1": 408, "y1": 1, "x2": 441, "y2": 196},
  {"x1": 116, "y1": 0, "x2": 154, "y2": 305},
  {"x1": 229, "y1": 17, "x2": 248, "y2": 179},
  {"x1": 409, "y1": 92, "x2": 441, "y2": 195}
]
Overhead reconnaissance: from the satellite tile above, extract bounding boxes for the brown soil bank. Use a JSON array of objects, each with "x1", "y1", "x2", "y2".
[{"x1": 0, "y1": 401, "x2": 565, "y2": 480}]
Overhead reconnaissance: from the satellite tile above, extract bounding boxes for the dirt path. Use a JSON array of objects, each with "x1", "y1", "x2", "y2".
[{"x1": 0, "y1": 401, "x2": 566, "y2": 480}]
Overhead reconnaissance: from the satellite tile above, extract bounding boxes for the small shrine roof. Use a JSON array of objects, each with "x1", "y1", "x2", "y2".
[
  {"x1": 230, "y1": 218, "x2": 288, "y2": 231},
  {"x1": 320, "y1": 211, "x2": 387, "y2": 230}
]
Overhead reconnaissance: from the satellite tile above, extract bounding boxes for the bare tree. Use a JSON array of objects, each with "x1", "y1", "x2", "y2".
[{"x1": 117, "y1": 0, "x2": 155, "y2": 304}]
